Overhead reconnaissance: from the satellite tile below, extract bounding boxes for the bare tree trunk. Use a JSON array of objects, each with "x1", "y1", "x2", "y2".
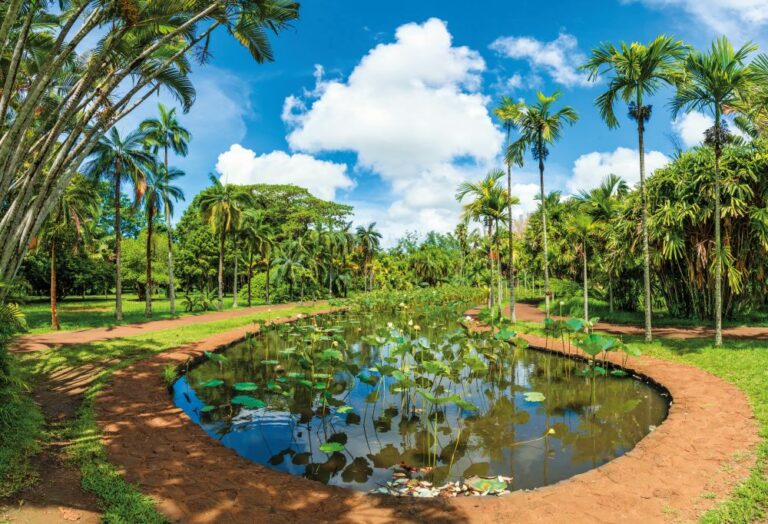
[
  {"x1": 583, "y1": 245, "x2": 589, "y2": 324},
  {"x1": 539, "y1": 154, "x2": 551, "y2": 318},
  {"x1": 50, "y1": 243, "x2": 60, "y2": 330},
  {"x1": 637, "y1": 110, "x2": 653, "y2": 342},
  {"x1": 608, "y1": 274, "x2": 614, "y2": 313},
  {"x1": 247, "y1": 248, "x2": 253, "y2": 308},
  {"x1": 714, "y1": 119, "x2": 723, "y2": 347},
  {"x1": 487, "y1": 222, "x2": 494, "y2": 309},
  {"x1": 232, "y1": 242, "x2": 239, "y2": 308},
  {"x1": 164, "y1": 146, "x2": 176, "y2": 316},
  {"x1": 217, "y1": 230, "x2": 224, "y2": 310},
  {"x1": 114, "y1": 166, "x2": 123, "y2": 321},
  {"x1": 145, "y1": 203, "x2": 154, "y2": 318},
  {"x1": 265, "y1": 256, "x2": 271, "y2": 304},
  {"x1": 506, "y1": 128, "x2": 516, "y2": 322}
]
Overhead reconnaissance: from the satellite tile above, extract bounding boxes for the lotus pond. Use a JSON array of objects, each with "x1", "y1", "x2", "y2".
[{"x1": 173, "y1": 310, "x2": 669, "y2": 495}]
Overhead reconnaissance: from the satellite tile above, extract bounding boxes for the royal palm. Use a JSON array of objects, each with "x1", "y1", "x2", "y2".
[
  {"x1": 507, "y1": 92, "x2": 578, "y2": 317},
  {"x1": 581, "y1": 35, "x2": 687, "y2": 341}
]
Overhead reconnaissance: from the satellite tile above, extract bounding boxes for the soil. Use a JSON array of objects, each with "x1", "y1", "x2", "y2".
[{"x1": 88, "y1": 306, "x2": 760, "y2": 523}]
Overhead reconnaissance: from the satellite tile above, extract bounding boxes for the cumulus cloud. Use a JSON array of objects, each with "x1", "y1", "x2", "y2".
[
  {"x1": 215, "y1": 144, "x2": 354, "y2": 201},
  {"x1": 672, "y1": 111, "x2": 712, "y2": 148},
  {"x1": 623, "y1": 0, "x2": 768, "y2": 36},
  {"x1": 568, "y1": 147, "x2": 670, "y2": 193},
  {"x1": 490, "y1": 33, "x2": 593, "y2": 87},
  {"x1": 283, "y1": 18, "x2": 504, "y2": 243}
]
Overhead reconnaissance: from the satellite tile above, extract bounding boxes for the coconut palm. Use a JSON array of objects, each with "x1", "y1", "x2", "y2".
[
  {"x1": 142, "y1": 164, "x2": 184, "y2": 318},
  {"x1": 356, "y1": 223, "x2": 382, "y2": 292},
  {"x1": 494, "y1": 96, "x2": 525, "y2": 321},
  {"x1": 37, "y1": 175, "x2": 100, "y2": 330},
  {"x1": 241, "y1": 209, "x2": 275, "y2": 306},
  {"x1": 140, "y1": 104, "x2": 191, "y2": 317},
  {"x1": 581, "y1": 35, "x2": 688, "y2": 342},
  {"x1": 566, "y1": 213, "x2": 599, "y2": 323},
  {"x1": 83, "y1": 128, "x2": 153, "y2": 321},
  {"x1": 507, "y1": 92, "x2": 578, "y2": 317},
  {"x1": 671, "y1": 37, "x2": 758, "y2": 346},
  {"x1": 199, "y1": 175, "x2": 251, "y2": 310},
  {"x1": 274, "y1": 240, "x2": 306, "y2": 301}
]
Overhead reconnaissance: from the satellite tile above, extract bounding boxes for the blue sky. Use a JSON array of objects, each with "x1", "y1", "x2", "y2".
[{"x1": 121, "y1": 0, "x2": 768, "y2": 244}]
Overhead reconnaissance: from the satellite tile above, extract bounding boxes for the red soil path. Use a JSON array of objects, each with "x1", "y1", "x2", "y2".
[{"x1": 91, "y1": 306, "x2": 760, "y2": 523}]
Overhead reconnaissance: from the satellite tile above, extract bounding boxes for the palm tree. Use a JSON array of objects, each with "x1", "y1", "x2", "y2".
[
  {"x1": 140, "y1": 104, "x2": 191, "y2": 317},
  {"x1": 566, "y1": 213, "x2": 598, "y2": 323},
  {"x1": 84, "y1": 128, "x2": 153, "y2": 321},
  {"x1": 355, "y1": 223, "x2": 382, "y2": 292},
  {"x1": 199, "y1": 175, "x2": 251, "y2": 310},
  {"x1": 274, "y1": 240, "x2": 305, "y2": 300},
  {"x1": 142, "y1": 164, "x2": 184, "y2": 318},
  {"x1": 37, "y1": 175, "x2": 100, "y2": 330},
  {"x1": 457, "y1": 169, "x2": 509, "y2": 309},
  {"x1": 241, "y1": 209, "x2": 274, "y2": 307},
  {"x1": 494, "y1": 96, "x2": 525, "y2": 321},
  {"x1": 507, "y1": 92, "x2": 578, "y2": 317},
  {"x1": 671, "y1": 37, "x2": 758, "y2": 347},
  {"x1": 581, "y1": 36, "x2": 688, "y2": 341}
]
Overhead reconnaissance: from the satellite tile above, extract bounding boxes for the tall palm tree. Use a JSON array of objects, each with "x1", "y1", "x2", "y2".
[
  {"x1": 140, "y1": 104, "x2": 191, "y2": 317},
  {"x1": 84, "y1": 128, "x2": 152, "y2": 321},
  {"x1": 37, "y1": 175, "x2": 100, "y2": 330},
  {"x1": 581, "y1": 35, "x2": 688, "y2": 341},
  {"x1": 494, "y1": 96, "x2": 525, "y2": 321},
  {"x1": 241, "y1": 209, "x2": 274, "y2": 307},
  {"x1": 671, "y1": 37, "x2": 758, "y2": 347},
  {"x1": 355, "y1": 223, "x2": 382, "y2": 292},
  {"x1": 457, "y1": 169, "x2": 509, "y2": 309},
  {"x1": 199, "y1": 175, "x2": 251, "y2": 310},
  {"x1": 142, "y1": 164, "x2": 184, "y2": 318},
  {"x1": 274, "y1": 240, "x2": 305, "y2": 301},
  {"x1": 507, "y1": 92, "x2": 578, "y2": 317},
  {"x1": 566, "y1": 213, "x2": 598, "y2": 323}
]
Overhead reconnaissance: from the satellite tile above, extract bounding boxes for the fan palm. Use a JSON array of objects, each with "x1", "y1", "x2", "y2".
[
  {"x1": 581, "y1": 35, "x2": 688, "y2": 342},
  {"x1": 494, "y1": 96, "x2": 525, "y2": 321},
  {"x1": 83, "y1": 128, "x2": 153, "y2": 321},
  {"x1": 142, "y1": 164, "x2": 184, "y2": 318},
  {"x1": 140, "y1": 104, "x2": 190, "y2": 316},
  {"x1": 671, "y1": 37, "x2": 758, "y2": 346},
  {"x1": 507, "y1": 92, "x2": 578, "y2": 317},
  {"x1": 199, "y1": 175, "x2": 251, "y2": 310}
]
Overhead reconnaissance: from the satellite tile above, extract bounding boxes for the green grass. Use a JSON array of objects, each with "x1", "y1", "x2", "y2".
[
  {"x1": 13, "y1": 303, "x2": 329, "y2": 522},
  {"x1": 19, "y1": 293, "x2": 252, "y2": 334}
]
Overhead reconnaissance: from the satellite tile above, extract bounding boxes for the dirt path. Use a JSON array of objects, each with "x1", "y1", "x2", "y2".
[
  {"x1": 89, "y1": 307, "x2": 760, "y2": 523},
  {"x1": 13, "y1": 302, "x2": 327, "y2": 352},
  {"x1": 3, "y1": 303, "x2": 328, "y2": 524},
  {"x1": 513, "y1": 301, "x2": 768, "y2": 340}
]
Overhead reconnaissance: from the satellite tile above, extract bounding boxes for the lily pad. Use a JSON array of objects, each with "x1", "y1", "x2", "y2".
[
  {"x1": 337, "y1": 406, "x2": 354, "y2": 414},
  {"x1": 523, "y1": 391, "x2": 546, "y2": 402},
  {"x1": 200, "y1": 405, "x2": 217, "y2": 413},
  {"x1": 233, "y1": 382, "x2": 258, "y2": 392},
  {"x1": 466, "y1": 476, "x2": 508, "y2": 492},
  {"x1": 319, "y1": 442, "x2": 346, "y2": 454},
  {"x1": 231, "y1": 395, "x2": 266, "y2": 409},
  {"x1": 201, "y1": 379, "x2": 224, "y2": 388}
]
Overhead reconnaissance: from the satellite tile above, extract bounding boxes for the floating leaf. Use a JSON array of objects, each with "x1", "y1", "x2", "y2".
[
  {"x1": 610, "y1": 369, "x2": 627, "y2": 377},
  {"x1": 523, "y1": 391, "x2": 546, "y2": 402},
  {"x1": 233, "y1": 382, "x2": 258, "y2": 392},
  {"x1": 337, "y1": 405, "x2": 354, "y2": 414},
  {"x1": 201, "y1": 379, "x2": 224, "y2": 388},
  {"x1": 231, "y1": 395, "x2": 266, "y2": 409},
  {"x1": 466, "y1": 476, "x2": 508, "y2": 492},
  {"x1": 200, "y1": 405, "x2": 216, "y2": 413},
  {"x1": 319, "y1": 442, "x2": 346, "y2": 453}
]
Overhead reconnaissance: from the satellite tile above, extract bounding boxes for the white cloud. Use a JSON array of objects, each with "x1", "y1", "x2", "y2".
[
  {"x1": 283, "y1": 18, "x2": 504, "y2": 243},
  {"x1": 215, "y1": 144, "x2": 354, "y2": 201},
  {"x1": 624, "y1": 0, "x2": 768, "y2": 36},
  {"x1": 568, "y1": 147, "x2": 670, "y2": 193},
  {"x1": 672, "y1": 111, "x2": 712, "y2": 148},
  {"x1": 490, "y1": 33, "x2": 592, "y2": 87}
]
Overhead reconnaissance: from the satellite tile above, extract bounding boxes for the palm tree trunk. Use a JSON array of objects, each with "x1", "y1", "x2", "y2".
[
  {"x1": 637, "y1": 110, "x2": 653, "y2": 342},
  {"x1": 265, "y1": 256, "x2": 271, "y2": 304},
  {"x1": 328, "y1": 246, "x2": 333, "y2": 296},
  {"x1": 714, "y1": 119, "x2": 723, "y2": 347},
  {"x1": 114, "y1": 164, "x2": 123, "y2": 321},
  {"x1": 232, "y1": 242, "x2": 239, "y2": 308},
  {"x1": 539, "y1": 154, "x2": 551, "y2": 318},
  {"x1": 507, "y1": 152, "x2": 516, "y2": 322},
  {"x1": 217, "y1": 230, "x2": 224, "y2": 310},
  {"x1": 164, "y1": 145, "x2": 176, "y2": 317},
  {"x1": 582, "y1": 244, "x2": 589, "y2": 323},
  {"x1": 50, "y1": 242, "x2": 59, "y2": 330},
  {"x1": 496, "y1": 218, "x2": 502, "y2": 308},
  {"x1": 487, "y1": 221, "x2": 494, "y2": 309},
  {"x1": 247, "y1": 247, "x2": 253, "y2": 307},
  {"x1": 145, "y1": 204, "x2": 154, "y2": 318},
  {"x1": 608, "y1": 274, "x2": 614, "y2": 313}
]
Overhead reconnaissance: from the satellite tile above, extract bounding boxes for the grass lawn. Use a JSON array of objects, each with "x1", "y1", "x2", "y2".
[
  {"x1": 7, "y1": 303, "x2": 329, "y2": 521},
  {"x1": 18, "y1": 293, "x2": 272, "y2": 334}
]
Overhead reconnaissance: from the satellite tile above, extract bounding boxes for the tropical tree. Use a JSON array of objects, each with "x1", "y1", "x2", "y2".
[
  {"x1": 494, "y1": 96, "x2": 525, "y2": 321},
  {"x1": 83, "y1": 128, "x2": 153, "y2": 320},
  {"x1": 36, "y1": 175, "x2": 101, "y2": 330},
  {"x1": 274, "y1": 240, "x2": 305, "y2": 300},
  {"x1": 241, "y1": 209, "x2": 274, "y2": 307},
  {"x1": 566, "y1": 213, "x2": 598, "y2": 323},
  {"x1": 199, "y1": 176, "x2": 251, "y2": 310},
  {"x1": 142, "y1": 165, "x2": 184, "y2": 317},
  {"x1": 671, "y1": 37, "x2": 758, "y2": 346},
  {"x1": 140, "y1": 104, "x2": 191, "y2": 316},
  {"x1": 356, "y1": 223, "x2": 382, "y2": 292},
  {"x1": 581, "y1": 35, "x2": 688, "y2": 341},
  {"x1": 507, "y1": 92, "x2": 578, "y2": 317}
]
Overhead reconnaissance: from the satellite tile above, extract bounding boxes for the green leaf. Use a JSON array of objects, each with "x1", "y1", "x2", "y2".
[
  {"x1": 610, "y1": 369, "x2": 628, "y2": 377},
  {"x1": 201, "y1": 379, "x2": 224, "y2": 388},
  {"x1": 337, "y1": 406, "x2": 354, "y2": 414},
  {"x1": 523, "y1": 391, "x2": 546, "y2": 402},
  {"x1": 494, "y1": 328, "x2": 516, "y2": 341},
  {"x1": 233, "y1": 382, "x2": 258, "y2": 392},
  {"x1": 231, "y1": 395, "x2": 266, "y2": 409},
  {"x1": 261, "y1": 359, "x2": 279, "y2": 365},
  {"x1": 467, "y1": 477, "x2": 508, "y2": 492},
  {"x1": 319, "y1": 442, "x2": 345, "y2": 454},
  {"x1": 200, "y1": 405, "x2": 216, "y2": 413}
]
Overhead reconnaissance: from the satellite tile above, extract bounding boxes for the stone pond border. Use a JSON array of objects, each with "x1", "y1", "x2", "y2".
[{"x1": 94, "y1": 307, "x2": 759, "y2": 523}]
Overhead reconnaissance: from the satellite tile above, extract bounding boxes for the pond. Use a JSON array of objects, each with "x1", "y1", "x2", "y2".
[{"x1": 173, "y1": 310, "x2": 669, "y2": 495}]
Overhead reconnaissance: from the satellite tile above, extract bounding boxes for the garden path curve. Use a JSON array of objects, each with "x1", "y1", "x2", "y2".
[{"x1": 91, "y1": 305, "x2": 760, "y2": 523}]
